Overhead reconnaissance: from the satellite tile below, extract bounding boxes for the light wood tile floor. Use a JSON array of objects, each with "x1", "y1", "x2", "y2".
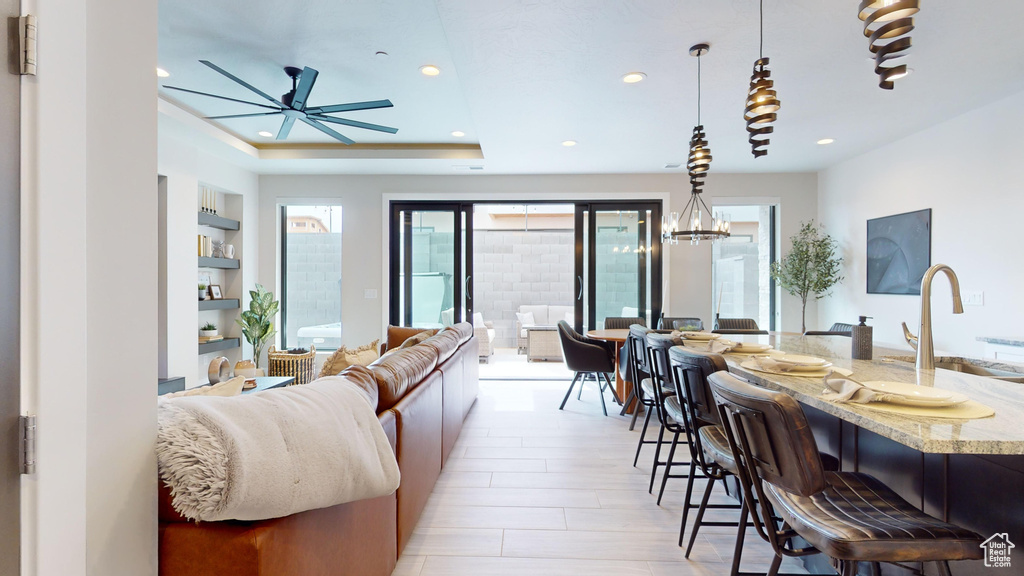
[{"x1": 394, "y1": 380, "x2": 809, "y2": 576}]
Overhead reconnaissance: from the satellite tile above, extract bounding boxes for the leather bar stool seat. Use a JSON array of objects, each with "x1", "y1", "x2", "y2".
[
  {"x1": 765, "y1": 472, "x2": 982, "y2": 563},
  {"x1": 642, "y1": 378, "x2": 675, "y2": 401},
  {"x1": 697, "y1": 424, "x2": 737, "y2": 475}
]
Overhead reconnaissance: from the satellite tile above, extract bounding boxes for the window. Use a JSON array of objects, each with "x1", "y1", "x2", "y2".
[
  {"x1": 281, "y1": 205, "x2": 343, "y2": 350},
  {"x1": 711, "y1": 204, "x2": 777, "y2": 331}
]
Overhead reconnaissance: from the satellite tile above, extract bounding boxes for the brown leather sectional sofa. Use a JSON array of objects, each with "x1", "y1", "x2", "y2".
[{"x1": 158, "y1": 323, "x2": 479, "y2": 576}]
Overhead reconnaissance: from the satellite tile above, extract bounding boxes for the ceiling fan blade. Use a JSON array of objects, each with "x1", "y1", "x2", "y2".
[
  {"x1": 306, "y1": 99, "x2": 393, "y2": 114},
  {"x1": 300, "y1": 117, "x2": 355, "y2": 145},
  {"x1": 199, "y1": 60, "x2": 286, "y2": 108},
  {"x1": 206, "y1": 111, "x2": 283, "y2": 120},
  {"x1": 291, "y1": 67, "x2": 319, "y2": 111},
  {"x1": 277, "y1": 116, "x2": 297, "y2": 140},
  {"x1": 163, "y1": 85, "x2": 281, "y2": 110},
  {"x1": 309, "y1": 115, "x2": 398, "y2": 134}
]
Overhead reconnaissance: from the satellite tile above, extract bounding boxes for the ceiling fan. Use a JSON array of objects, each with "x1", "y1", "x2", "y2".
[{"x1": 163, "y1": 60, "x2": 398, "y2": 144}]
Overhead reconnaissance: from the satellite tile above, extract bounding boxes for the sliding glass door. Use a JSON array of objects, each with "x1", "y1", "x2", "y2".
[
  {"x1": 575, "y1": 202, "x2": 663, "y2": 332},
  {"x1": 389, "y1": 203, "x2": 473, "y2": 328}
]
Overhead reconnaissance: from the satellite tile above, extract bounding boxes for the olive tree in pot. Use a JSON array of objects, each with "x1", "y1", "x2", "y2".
[
  {"x1": 770, "y1": 221, "x2": 844, "y2": 334},
  {"x1": 236, "y1": 284, "x2": 279, "y2": 369}
]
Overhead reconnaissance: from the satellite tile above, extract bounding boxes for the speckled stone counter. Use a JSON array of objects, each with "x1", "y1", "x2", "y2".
[{"x1": 707, "y1": 333, "x2": 1024, "y2": 455}]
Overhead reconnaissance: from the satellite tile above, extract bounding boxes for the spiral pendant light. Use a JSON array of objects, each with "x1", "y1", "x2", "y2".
[
  {"x1": 858, "y1": 0, "x2": 919, "y2": 90},
  {"x1": 745, "y1": 0, "x2": 780, "y2": 158},
  {"x1": 663, "y1": 43, "x2": 730, "y2": 246}
]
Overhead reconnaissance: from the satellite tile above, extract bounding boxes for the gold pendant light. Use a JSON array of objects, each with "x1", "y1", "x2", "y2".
[
  {"x1": 745, "y1": 0, "x2": 780, "y2": 158},
  {"x1": 663, "y1": 44, "x2": 730, "y2": 246},
  {"x1": 858, "y1": 0, "x2": 919, "y2": 89}
]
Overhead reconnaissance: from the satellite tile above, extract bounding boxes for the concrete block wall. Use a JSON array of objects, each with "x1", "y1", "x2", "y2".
[
  {"x1": 473, "y1": 230, "x2": 574, "y2": 348},
  {"x1": 285, "y1": 233, "x2": 342, "y2": 347},
  {"x1": 595, "y1": 230, "x2": 641, "y2": 326}
]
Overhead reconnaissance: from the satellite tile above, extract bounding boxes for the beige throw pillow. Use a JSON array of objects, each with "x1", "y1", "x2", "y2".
[
  {"x1": 318, "y1": 339, "x2": 381, "y2": 378},
  {"x1": 163, "y1": 376, "x2": 245, "y2": 399}
]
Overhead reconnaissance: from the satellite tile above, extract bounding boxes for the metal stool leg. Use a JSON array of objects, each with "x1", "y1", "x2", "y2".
[
  {"x1": 728, "y1": 503, "x2": 749, "y2": 576},
  {"x1": 648, "y1": 422, "x2": 666, "y2": 493},
  {"x1": 633, "y1": 406, "x2": 654, "y2": 467},
  {"x1": 559, "y1": 372, "x2": 581, "y2": 410},
  {"x1": 678, "y1": 460, "x2": 698, "y2": 546},
  {"x1": 685, "y1": 475, "x2": 716, "y2": 557},
  {"x1": 657, "y1": 432, "x2": 680, "y2": 505}
]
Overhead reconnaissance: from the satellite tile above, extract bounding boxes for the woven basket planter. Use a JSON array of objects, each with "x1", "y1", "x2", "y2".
[{"x1": 267, "y1": 345, "x2": 317, "y2": 385}]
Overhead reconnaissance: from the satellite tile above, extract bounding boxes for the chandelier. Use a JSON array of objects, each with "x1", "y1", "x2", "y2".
[
  {"x1": 858, "y1": 0, "x2": 919, "y2": 89},
  {"x1": 663, "y1": 44, "x2": 730, "y2": 245},
  {"x1": 745, "y1": 0, "x2": 780, "y2": 157}
]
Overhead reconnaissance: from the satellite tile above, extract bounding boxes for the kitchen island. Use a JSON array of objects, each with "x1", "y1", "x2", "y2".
[{"x1": 701, "y1": 333, "x2": 1023, "y2": 576}]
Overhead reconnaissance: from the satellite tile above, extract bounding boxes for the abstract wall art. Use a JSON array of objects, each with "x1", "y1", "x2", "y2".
[{"x1": 866, "y1": 208, "x2": 932, "y2": 295}]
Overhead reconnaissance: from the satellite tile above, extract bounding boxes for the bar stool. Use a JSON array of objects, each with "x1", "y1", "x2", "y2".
[
  {"x1": 644, "y1": 333, "x2": 691, "y2": 497},
  {"x1": 708, "y1": 372, "x2": 984, "y2": 576},
  {"x1": 627, "y1": 325, "x2": 667, "y2": 466}
]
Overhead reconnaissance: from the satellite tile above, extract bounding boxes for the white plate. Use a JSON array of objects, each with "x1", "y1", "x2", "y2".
[
  {"x1": 785, "y1": 361, "x2": 834, "y2": 372},
  {"x1": 740, "y1": 359, "x2": 851, "y2": 379},
  {"x1": 861, "y1": 381, "x2": 969, "y2": 407},
  {"x1": 681, "y1": 332, "x2": 720, "y2": 341},
  {"x1": 730, "y1": 343, "x2": 772, "y2": 353},
  {"x1": 773, "y1": 354, "x2": 830, "y2": 367}
]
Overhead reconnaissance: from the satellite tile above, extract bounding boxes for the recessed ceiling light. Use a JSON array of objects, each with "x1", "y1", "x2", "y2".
[
  {"x1": 420, "y1": 65, "x2": 441, "y2": 76},
  {"x1": 622, "y1": 72, "x2": 646, "y2": 83},
  {"x1": 258, "y1": 131, "x2": 274, "y2": 138},
  {"x1": 817, "y1": 138, "x2": 835, "y2": 145},
  {"x1": 451, "y1": 130, "x2": 465, "y2": 137},
  {"x1": 156, "y1": 67, "x2": 170, "y2": 78},
  {"x1": 562, "y1": 140, "x2": 577, "y2": 147}
]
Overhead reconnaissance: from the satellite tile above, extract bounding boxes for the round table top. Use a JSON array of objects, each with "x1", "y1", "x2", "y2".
[{"x1": 586, "y1": 329, "x2": 630, "y2": 342}]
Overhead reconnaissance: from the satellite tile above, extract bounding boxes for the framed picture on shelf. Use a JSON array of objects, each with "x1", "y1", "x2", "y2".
[{"x1": 209, "y1": 284, "x2": 223, "y2": 299}]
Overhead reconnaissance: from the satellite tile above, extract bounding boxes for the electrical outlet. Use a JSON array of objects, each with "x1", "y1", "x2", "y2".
[
  {"x1": 963, "y1": 290, "x2": 984, "y2": 306},
  {"x1": 364, "y1": 289, "x2": 378, "y2": 299}
]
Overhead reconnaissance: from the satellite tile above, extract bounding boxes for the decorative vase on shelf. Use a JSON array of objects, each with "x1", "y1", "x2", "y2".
[
  {"x1": 199, "y1": 329, "x2": 218, "y2": 338},
  {"x1": 199, "y1": 290, "x2": 207, "y2": 301},
  {"x1": 234, "y1": 359, "x2": 258, "y2": 379}
]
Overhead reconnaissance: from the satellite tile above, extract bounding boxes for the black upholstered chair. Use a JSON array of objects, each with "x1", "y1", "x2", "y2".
[
  {"x1": 605, "y1": 316, "x2": 644, "y2": 330},
  {"x1": 803, "y1": 322, "x2": 854, "y2": 336},
  {"x1": 557, "y1": 321, "x2": 620, "y2": 416},
  {"x1": 709, "y1": 372, "x2": 984, "y2": 576},
  {"x1": 659, "y1": 316, "x2": 704, "y2": 331},
  {"x1": 715, "y1": 317, "x2": 760, "y2": 330}
]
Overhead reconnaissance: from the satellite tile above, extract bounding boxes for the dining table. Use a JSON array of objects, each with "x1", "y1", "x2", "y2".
[
  {"x1": 585, "y1": 328, "x2": 631, "y2": 406},
  {"x1": 680, "y1": 331, "x2": 1024, "y2": 571}
]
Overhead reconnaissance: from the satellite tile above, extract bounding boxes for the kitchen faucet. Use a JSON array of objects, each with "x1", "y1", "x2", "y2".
[{"x1": 901, "y1": 264, "x2": 964, "y2": 371}]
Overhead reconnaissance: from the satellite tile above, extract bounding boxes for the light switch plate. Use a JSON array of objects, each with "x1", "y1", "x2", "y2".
[
  {"x1": 963, "y1": 290, "x2": 984, "y2": 306},
  {"x1": 364, "y1": 289, "x2": 378, "y2": 299}
]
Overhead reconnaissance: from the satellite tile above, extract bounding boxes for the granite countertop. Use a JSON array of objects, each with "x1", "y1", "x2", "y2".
[
  {"x1": 977, "y1": 336, "x2": 1024, "y2": 347},
  {"x1": 709, "y1": 334, "x2": 1024, "y2": 456}
]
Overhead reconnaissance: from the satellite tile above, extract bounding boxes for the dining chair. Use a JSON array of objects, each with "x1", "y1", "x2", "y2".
[
  {"x1": 803, "y1": 322, "x2": 854, "y2": 336},
  {"x1": 605, "y1": 316, "x2": 644, "y2": 330},
  {"x1": 715, "y1": 317, "x2": 760, "y2": 330},
  {"x1": 712, "y1": 328, "x2": 769, "y2": 336},
  {"x1": 708, "y1": 372, "x2": 984, "y2": 576},
  {"x1": 556, "y1": 321, "x2": 620, "y2": 416},
  {"x1": 659, "y1": 316, "x2": 704, "y2": 331}
]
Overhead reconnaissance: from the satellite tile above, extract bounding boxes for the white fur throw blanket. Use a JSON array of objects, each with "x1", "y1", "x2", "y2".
[{"x1": 157, "y1": 376, "x2": 400, "y2": 522}]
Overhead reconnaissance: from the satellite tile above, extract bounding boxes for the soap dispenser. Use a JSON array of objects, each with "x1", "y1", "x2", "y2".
[{"x1": 851, "y1": 316, "x2": 873, "y2": 360}]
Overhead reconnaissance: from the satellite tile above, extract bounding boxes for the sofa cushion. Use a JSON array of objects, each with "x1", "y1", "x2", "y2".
[
  {"x1": 318, "y1": 340, "x2": 380, "y2": 378},
  {"x1": 549, "y1": 305, "x2": 574, "y2": 325},
  {"x1": 336, "y1": 365, "x2": 380, "y2": 412},
  {"x1": 420, "y1": 329, "x2": 462, "y2": 364},
  {"x1": 518, "y1": 305, "x2": 547, "y2": 325},
  {"x1": 385, "y1": 325, "x2": 437, "y2": 351},
  {"x1": 398, "y1": 330, "x2": 433, "y2": 349},
  {"x1": 369, "y1": 345, "x2": 440, "y2": 411},
  {"x1": 450, "y1": 322, "x2": 473, "y2": 344}
]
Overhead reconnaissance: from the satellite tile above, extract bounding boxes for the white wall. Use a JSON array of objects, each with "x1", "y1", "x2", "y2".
[
  {"x1": 259, "y1": 173, "x2": 817, "y2": 349},
  {"x1": 158, "y1": 124, "x2": 260, "y2": 387},
  {"x1": 819, "y1": 89, "x2": 1024, "y2": 356},
  {"x1": 20, "y1": 0, "x2": 158, "y2": 574}
]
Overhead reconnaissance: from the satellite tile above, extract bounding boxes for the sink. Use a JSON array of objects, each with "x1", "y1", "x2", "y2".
[{"x1": 886, "y1": 355, "x2": 1024, "y2": 383}]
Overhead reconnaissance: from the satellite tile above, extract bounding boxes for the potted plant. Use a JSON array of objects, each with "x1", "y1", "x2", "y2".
[
  {"x1": 236, "y1": 284, "x2": 279, "y2": 369},
  {"x1": 199, "y1": 322, "x2": 218, "y2": 338},
  {"x1": 770, "y1": 220, "x2": 844, "y2": 334},
  {"x1": 199, "y1": 283, "x2": 208, "y2": 301}
]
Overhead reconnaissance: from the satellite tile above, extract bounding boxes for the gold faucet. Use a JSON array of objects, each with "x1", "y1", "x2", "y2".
[{"x1": 902, "y1": 264, "x2": 964, "y2": 371}]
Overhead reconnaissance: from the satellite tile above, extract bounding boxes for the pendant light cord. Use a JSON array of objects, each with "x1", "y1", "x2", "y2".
[
  {"x1": 697, "y1": 54, "x2": 702, "y2": 124},
  {"x1": 759, "y1": 0, "x2": 764, "y2": 59}
]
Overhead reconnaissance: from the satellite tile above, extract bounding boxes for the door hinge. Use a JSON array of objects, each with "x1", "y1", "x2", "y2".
[
  {"x1": 19, "y1": 15, "x2": 37, "y2": 76},
  {"x1": 20, "y1": 415, "x2": 36, "y2": 475}
]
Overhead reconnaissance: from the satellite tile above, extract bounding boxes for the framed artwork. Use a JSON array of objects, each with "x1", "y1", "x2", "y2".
[
  {"x1": 866, "y1": 208, "x2": 932, "y2": 295},
  {"x1": 209, "y1": 284, "x2": 223, "y2": 299}
]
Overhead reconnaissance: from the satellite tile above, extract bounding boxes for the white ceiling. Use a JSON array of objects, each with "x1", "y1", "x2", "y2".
[{"x1": 158, "y1": 0, "x2": 1024, "y2": 175}]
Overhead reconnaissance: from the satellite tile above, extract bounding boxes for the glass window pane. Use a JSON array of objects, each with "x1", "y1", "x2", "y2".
[
  {"x1": 711, "y1": 204, "x2": 774, "y2": 330},
  {"x1": 283, "y1": 205, "x2": 342, "y2": 350}
]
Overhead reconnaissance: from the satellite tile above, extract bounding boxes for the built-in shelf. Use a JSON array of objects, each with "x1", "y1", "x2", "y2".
[
  {"x1": 199, "y1": 298, "x2": 240, "y2": 311},
  {"x1": 198, "y1": 256, "x2": 239, "y2": 269},
  {"x1": 198, "y1": 212, "x2": 240, "y2": 231},
  {"x1": 198, "y1": 337, "x2": 240, "y2": 354},
  {"x1": 158, "y1": 376, "x2": 186, "y2": 396}
]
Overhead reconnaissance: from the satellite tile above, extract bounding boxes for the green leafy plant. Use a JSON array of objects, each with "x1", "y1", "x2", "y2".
[
  {"x1": 236, "y1": 284, "x2": 279, "y2": 368},
  {"x1": 198, "y1": 283, "x2": 207, "y2": 290},
  {"x1": 201, "y1": 322, "x2": 217, "y2": 331},
  {"x1": 770, "y1": 221, "x2": 844, "y2": 334}
]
